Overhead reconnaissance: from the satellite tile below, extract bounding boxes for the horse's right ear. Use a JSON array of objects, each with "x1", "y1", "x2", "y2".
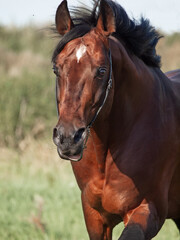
[
  {"x1": 55, "y1": 0, "x2": 74, "y2": 35},
  {"x1": 96, "y1": 0, "x2": 116, "y2": 35}
]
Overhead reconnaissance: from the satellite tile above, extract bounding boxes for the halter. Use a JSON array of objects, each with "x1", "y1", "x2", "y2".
[
  {"x1": 87, "y1": 50, "x2": 113, "y2": 128},
  {"x1": 55, "y1": 50, "x2": 113, "y2": 127}
]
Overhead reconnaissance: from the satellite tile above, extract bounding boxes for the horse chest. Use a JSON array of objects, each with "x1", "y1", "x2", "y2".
[
  {"x1": 84, "y1": 174, "x2": 142, "y2": 218},
  {"x1": 84, "y1": 179, "x2": 104, "y2": 210},
  {"x1": 102, "y1": 180, "x2": 141, "y2": 216}
]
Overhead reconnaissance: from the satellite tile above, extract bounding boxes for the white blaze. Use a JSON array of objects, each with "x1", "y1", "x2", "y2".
[{"x1": 76, "y1": 44, "x2": 87, "y2": 63}]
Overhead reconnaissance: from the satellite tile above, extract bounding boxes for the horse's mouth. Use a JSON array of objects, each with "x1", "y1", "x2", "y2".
[
  {"x1": 57, "y1": 128, "x2": 89, "y2": 162},
  {"x1": 57, "y1": 147, "x2": 83, "y2": 162}
]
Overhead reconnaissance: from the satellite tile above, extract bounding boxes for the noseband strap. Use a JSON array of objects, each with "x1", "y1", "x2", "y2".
[
  {"x1": 55, "y1": 78, "x2": 59, "y2": 116},
  {"x1": 87, "y1": 50, "x2": 113, "y2": 128}
]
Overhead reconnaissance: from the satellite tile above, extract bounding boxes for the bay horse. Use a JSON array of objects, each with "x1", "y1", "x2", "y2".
[{"x1": 52, "y1": 0, "x2": 180, "y2": 239}]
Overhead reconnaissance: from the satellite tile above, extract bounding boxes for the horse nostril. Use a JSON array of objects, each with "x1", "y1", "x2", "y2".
[
  {"x1": 74, "y1": 128, "x2": 85, "y2": 144},
  {"x1": 53, "y1": 127, "x2": 64, "y2": 145},
  {"x1": 53, "y1": 127, "x2": 59, "y2": 145},
  {"x1": 53, "y1": 127, "x2": 58, "y2": 138}
]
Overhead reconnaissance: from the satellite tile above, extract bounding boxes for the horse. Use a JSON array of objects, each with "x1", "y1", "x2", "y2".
[{"x1": 52, "y1": 0, "x2": 180, "y2": 239}]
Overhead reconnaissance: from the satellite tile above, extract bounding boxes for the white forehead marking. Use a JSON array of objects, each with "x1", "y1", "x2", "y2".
[{"x1": 76, "y1": 44, "x2": 87, "y2": 63}]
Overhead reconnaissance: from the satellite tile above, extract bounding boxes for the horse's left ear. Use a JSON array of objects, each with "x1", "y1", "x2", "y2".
[
  {"x1": 96, "y1": 0, "x2": 116, "y2": 35},
  {"x1": 55, "y1": 0, "x2": 74, "y2": 35}
]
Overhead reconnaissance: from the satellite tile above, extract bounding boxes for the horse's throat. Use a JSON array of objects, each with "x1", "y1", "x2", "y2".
[{"x1": 90, "y1": 124, "x2": 109, "y2": 173}]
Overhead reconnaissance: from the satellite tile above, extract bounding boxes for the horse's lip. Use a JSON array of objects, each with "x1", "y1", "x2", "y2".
[
  {"x1": 56, "y1": 128, "x2": 89, "y2": 162},
  {"x1": 57, "y1": 147, "x2": 83, "y2": 162}
]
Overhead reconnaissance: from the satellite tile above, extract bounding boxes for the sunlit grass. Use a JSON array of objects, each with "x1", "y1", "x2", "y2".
[
  {"x1": 0, "y1": 141, "x2": 88, "y2": 240},
  {"x1": 0, "y1": 141, "x2": 179, "y2": 240}
]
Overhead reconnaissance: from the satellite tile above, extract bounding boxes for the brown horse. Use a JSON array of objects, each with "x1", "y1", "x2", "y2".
[{"x1": 52, "y1": 0, "x2": 180, "y2": 239}]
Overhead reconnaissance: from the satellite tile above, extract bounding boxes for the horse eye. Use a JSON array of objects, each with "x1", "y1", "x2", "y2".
[
  {"x1": 52, "y1": 65, "x2": 60, "y2": 77},
  {"x1": 97, "y1": 67, "x2": 107, "y2": 77}
]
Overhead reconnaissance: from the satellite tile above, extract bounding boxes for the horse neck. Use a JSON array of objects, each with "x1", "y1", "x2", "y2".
[
  {"x1": 109, "y1": 37, "x2": 161, "y2": 128},
  {"x1": 91, "y1": 37, "x2": 161, "y2": 156},
  {"x1": 89, "y1": 37, "x2": 175, "y2": 169},
  {"x1": 88, "y1": 38, "x2": 153, "y2": 167}
]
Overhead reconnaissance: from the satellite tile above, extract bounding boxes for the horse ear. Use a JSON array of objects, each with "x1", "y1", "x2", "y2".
[
  {"x1": 55, "y1": 0, "x2": 74, "y2": 35},
  {"x1": 96, "y1": 0, "x2": 116, "y2": 35}
]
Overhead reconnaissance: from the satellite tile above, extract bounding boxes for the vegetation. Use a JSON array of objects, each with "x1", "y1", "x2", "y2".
[
  {"x1": 0, "y1": 141, "x2": 179, "y2": 240},
  {"x1": 158, "y1": 31, "x2": 180, "y2": 71},
  {"x1": 0, "y1": 25, "x2": 58, "y2": 147},
  {"x1": 0, "y1": 24, "x2": 180, "y2": 239}
]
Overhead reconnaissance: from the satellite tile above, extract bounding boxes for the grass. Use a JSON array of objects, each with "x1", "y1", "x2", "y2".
[
  {"x1": 0, "y1": 25, "x2": 58, "y2": 147},
  {"x1": 157, "y1": 32, "x2": 180, "y2": 72},
  {"x1": 0, "y1": 141, "x2": 179, "y2": 240},
  {"x1": 0, "y1": 141, "x2": 88, "y2": 240}
]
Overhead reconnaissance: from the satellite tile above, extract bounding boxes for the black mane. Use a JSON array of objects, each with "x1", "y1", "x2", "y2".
[{"x1": 52, "y1": 0, "x2": 161, "y2": 67}]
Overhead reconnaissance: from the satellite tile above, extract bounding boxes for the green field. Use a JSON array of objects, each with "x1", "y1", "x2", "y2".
[
  {"x1": 0, "y1": 25, "x2": 180, "y2": 239},
  {"x1": 0, "y1": 141, "x2": 179, "y2": 240}
]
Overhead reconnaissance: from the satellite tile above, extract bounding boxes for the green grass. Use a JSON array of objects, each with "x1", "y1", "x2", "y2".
[
  {"x1": 0, "y1": 142, "x2": 88, "y2": 240},
  {"x1": 0, "y1": 25, "x2": 58, "y2": 147},
  {"x1": 0, "y1": 142, "x2": 179, "y2": 240}
]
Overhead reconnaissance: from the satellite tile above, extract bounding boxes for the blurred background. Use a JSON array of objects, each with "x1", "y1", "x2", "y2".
[{"x1": 0, "y1": 0, "x2": 179, "y2": 239}]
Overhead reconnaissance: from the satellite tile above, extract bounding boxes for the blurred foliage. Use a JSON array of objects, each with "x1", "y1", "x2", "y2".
[
  {"x1": 0, "y1": 25, "x2": 55, "y2": 55},
  {"x1": 0, "y1": 24, "x2": 180, "y2": 147},
  {"x1": 157, "y1": 31, "x2": 180, "y2": 72},
  {"x1": 165, "y1": 32, "x2": 180, "y2": 46},
  {"x1": 0, "y1": 25, "x2": 59, "y2": 147}
]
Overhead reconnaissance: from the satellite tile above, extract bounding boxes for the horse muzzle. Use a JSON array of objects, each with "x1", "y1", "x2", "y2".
[{"x1": 53, "y1": 125, "x2": 88, "y2": 162}]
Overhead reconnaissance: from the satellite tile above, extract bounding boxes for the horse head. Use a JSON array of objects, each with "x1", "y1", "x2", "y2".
[{"x1": 52, "y1": 0, "x2": 115, "y2": 161}]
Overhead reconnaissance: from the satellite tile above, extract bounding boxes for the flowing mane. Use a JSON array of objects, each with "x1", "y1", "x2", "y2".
[{"x1": 52, "y1": 0, "x2": 161, "y2": 67}]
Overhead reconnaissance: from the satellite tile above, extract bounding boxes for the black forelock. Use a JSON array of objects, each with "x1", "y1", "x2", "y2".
[
  {"x1": 52, "y1": 0, "x2": 162, "y2": 68},
  {"x1": 52, "y1": 24, "x2": 91, "y2": 63}
]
